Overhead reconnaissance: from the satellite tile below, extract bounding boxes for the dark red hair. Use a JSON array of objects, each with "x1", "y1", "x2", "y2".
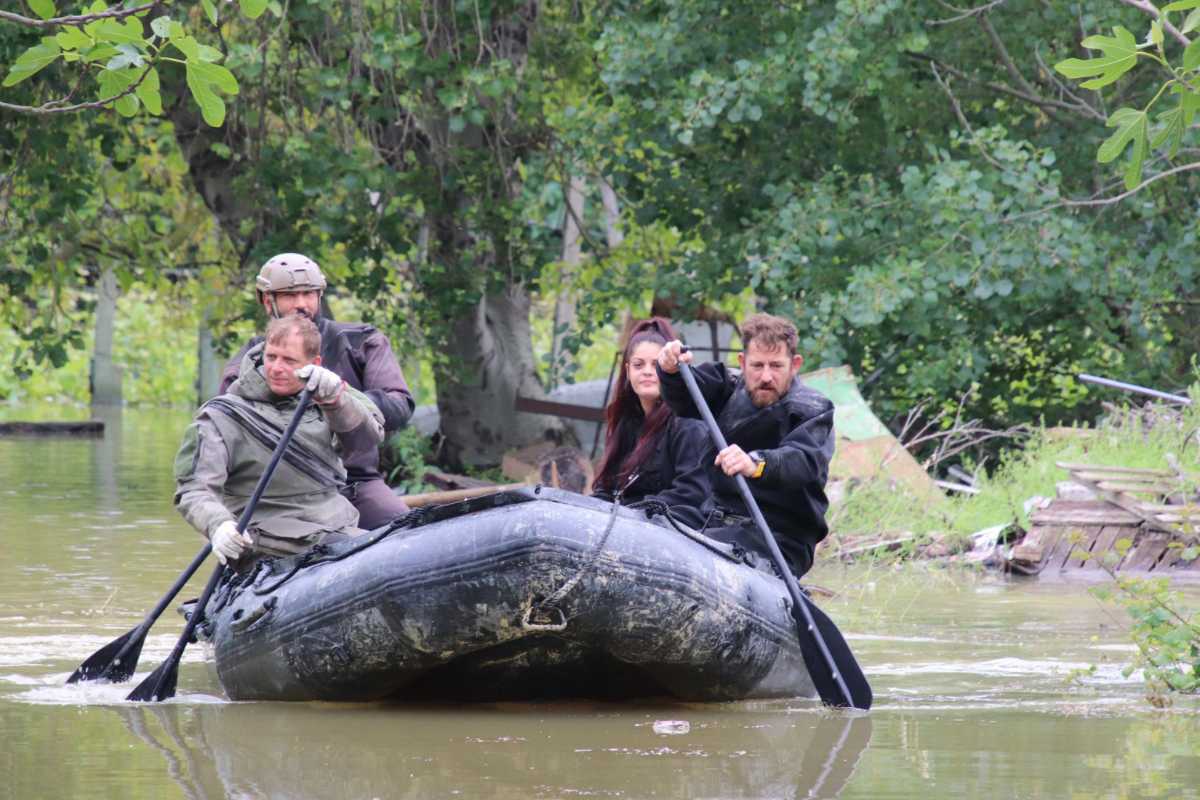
[{"x1": 593, "y1": 317, "x2": 679, "y2": 493}]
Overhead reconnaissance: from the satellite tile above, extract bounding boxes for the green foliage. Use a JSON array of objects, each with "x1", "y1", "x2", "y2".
[
  {"x1": 379, "y1": 427, "x2": 434, "y2": 495},
  {"x1": 1055, "y1": 7, "x2": 1200, "y2": 189},
  {"x1": 1093, "y1": 574, "x2": 1200, "y2": 700},
  {"x1": 0, "y1": 1, "x2": 256, "y2": 126},
  {"x1": 0, "y1": 290, "x2": 207, "y2": 406}
]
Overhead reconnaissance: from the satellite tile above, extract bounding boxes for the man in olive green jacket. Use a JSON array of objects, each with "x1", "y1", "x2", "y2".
[{"x1": 174, "y1": 315, "x2": 384, "y2": 564}]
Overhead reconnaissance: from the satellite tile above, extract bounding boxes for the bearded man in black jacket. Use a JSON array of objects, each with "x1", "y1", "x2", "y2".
[{"x1": 655, "y1": 313, "x2": 834, "y2": 577}]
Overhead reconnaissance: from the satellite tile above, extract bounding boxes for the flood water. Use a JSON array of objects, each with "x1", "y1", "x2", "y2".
[{"x1": 1, "y1": 405, "x2": 1198, "y2": 799}]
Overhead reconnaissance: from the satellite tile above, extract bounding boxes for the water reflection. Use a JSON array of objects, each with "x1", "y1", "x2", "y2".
[{"x1": 111, "y1": 703, "x2": 872, "y2": 799}]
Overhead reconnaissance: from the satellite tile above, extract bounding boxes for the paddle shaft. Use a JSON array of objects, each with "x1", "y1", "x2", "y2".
[
  {"x1": 106, "y1": 544, "x2": 212, "y2": 665},
  {"x1": 129, "y1": 388, "x2": 313, "y2": 701},
  {"x1": 678, "y1": 363, "x2": 857, "y2": 708}
]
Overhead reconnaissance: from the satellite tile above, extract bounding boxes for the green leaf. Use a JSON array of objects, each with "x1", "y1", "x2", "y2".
[
  {"x1": 195, "y1": 44, "x2": 224, "y2": 63},
  {"x1": 188, "y1": 59, "x2": 238, "y2": 94},
  {"x1": 186, "y1": 60, "x2": 238, "y2": 126},
  {"x1": 1151, "y1": 21, "x2": 1164, "y2": 48},
  {"x1": 55, "y1": 26, "x2": 92, "y2": 51},
  {"x1": 150, "y1": 16, "x2": 173, "y2": 39},
  {"x1": 1124, "y1": 121, "x2": 1148, "y2": 190},
  {"x1": 1054, "y1": 26, "x2": 1139, "y2": 90},
  {"x1": 91, "y1": 18, "x2": 145, "y2": 47},
  {"x1": 201, "y1": 0, "x2": 218, "y2": 25},
  {"x1": 135, "y1": 65, "x2": 161, "y2": 114},
  {"x1": 1182, "y1": 87, "x2": 1200, "y2": 125},
  {"x1": 106, "y1": 43, "x2": 144, "y2": 70},
  {"x1": 113, "y1": 92, "x2": 138, "y2": 117},
  {"x1": 1152, "y1": 103, "x2": 1187, "y2": 157},
  {"x1": 97, "y1": 65, "x2": 141, "y2": 116},
  {"x1": 172, "y1": 35, "x2": 200, "y2": 60},
  {"x1": 1185, "y1": 8, "x2": 1200, "y2": 34},
  {"x1": 28, "y1": 0, "x2": 57, "y2": 20},
  {"x1": 1164, "y1": 0, "x2": 1200, "y2": 11},
  {"x1": 80, "y1": 43, "x2": 119, "y2": 63},
  {"x1": 239, "y1": 0, "x2": 269, "y2": 19},
  {"x1": 2, "y1": 38, "x2": 61, "y2": 87},
  {"x1": 1184, "y1": 38, "x2": 1200, "y2": 70},
  {"x1": 1097, "y1": 107, "x2": 1147, "y2": 163}
]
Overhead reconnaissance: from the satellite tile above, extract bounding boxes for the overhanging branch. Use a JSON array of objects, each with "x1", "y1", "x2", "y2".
[{"x1": 0, "y1": 2, "x2": 158, "y2": 29}]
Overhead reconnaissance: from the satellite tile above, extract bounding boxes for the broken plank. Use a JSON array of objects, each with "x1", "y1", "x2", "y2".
[
  {"x1": 1056, "y1": 462, "x2": 1183, "y2": 477},
  {"x1": 1095, "y1": 480, "x2": 1179, "y2": 494},
  {"x1": 1122, "y1": 534, "x2": 1171, "y2": 572},
  {"x1": 1045, "y1": 526, "x2": 1094, "y2": 572},
  {"x1": 1086, "y1": 525, "x2": 1137, "y2": 570},
  {"x1": 1030, "y1": 501, "x2": 1141, "y2": 527}
]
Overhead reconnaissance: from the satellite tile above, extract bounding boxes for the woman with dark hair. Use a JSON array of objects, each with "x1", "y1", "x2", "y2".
[{"x1": 591, "y1": 318, "x2": 714, "y2": 529}]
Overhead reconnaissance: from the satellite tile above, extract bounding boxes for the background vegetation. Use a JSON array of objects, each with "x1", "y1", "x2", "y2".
[{"x1": 4, "y1": 0, "x2": 1199, "y2": 466}]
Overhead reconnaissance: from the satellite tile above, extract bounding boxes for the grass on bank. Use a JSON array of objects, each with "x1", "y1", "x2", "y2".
[{"x1": 828, "y1": 393, "x2": 1200, "y2": 551}]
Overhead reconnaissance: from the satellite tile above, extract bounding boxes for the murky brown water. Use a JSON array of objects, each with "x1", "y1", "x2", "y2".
[{"x1": 1, "y1": 405, "x2": 1198, "y2": 799}]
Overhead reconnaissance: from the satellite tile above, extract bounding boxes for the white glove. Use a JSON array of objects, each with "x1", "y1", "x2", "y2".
[
  {"x1": 295, "y1": 364, "x2": 344, "y2": 405},
  {"x1": 211, "y1": 520, "x2": 251, "y2": 565}
]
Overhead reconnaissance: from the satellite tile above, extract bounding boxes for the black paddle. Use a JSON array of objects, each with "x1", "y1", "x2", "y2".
[
  {"x1": 126, "y1": 388, "x2": 314, "y2": 702},
  {"x1": 678, "y1": 361, "x2": 872, "y2": 710},
  {"x1": 68, "y1": 545, "x2": 213, "y2": 684}
]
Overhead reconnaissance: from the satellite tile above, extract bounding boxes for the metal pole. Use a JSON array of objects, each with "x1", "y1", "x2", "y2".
[{"x1": 1078, "y1": 374, "x2": 1192, "y2": 406}]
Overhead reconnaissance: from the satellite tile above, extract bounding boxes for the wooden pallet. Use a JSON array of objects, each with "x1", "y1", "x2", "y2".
[{"x1": 1013, "y1": 498, "x2": 1200, "y2": 577}]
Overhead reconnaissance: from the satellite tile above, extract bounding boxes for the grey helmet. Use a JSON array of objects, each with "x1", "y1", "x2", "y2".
[{"x1": 255, "y1": 253, "x2": 327, "y2": 297}]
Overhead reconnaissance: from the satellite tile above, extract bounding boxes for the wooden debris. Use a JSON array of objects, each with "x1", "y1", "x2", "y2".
[
  {"x1": 0, "y1": 420, "x2": 104, "y2": 436},
  {"x1": 398, "y1": 483, "x2": 528, "y2": 508},
  {"x1": 1000, "y1": 458, "x2": 1200, "y2": 578}
]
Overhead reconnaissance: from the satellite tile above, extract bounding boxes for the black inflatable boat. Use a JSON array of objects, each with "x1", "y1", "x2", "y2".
[{"x1": 197, "y1": 487, "x2": 819, "y2": 702}]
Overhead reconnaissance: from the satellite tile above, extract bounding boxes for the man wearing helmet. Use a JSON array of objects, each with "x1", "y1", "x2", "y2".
[{"x1": 219, "y1": 253, "x2": 416, "y2": 530}]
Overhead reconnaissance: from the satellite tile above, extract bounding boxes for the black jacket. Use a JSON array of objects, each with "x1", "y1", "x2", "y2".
[
  {"x1": 220, "y1": 318, "x2": 415, "y2": 484},
  {"x1": 657, "y1": 362, "x2": 834, "y2": 569},
  {"x1": 591, "y1": 416, "x2": 715, "y2": 530}
]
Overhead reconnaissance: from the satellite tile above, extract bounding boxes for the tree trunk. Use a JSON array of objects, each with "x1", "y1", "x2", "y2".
[
  {"x1": 195, "y1": 307, "x2": 221, "y2": 405},
  {"x1": 90, "y1": 265, "x2": 122, "y2": 406},
  {"x1": 549, "y1": 175, "x2": 586, "y2": 389},
  {"x1": 600, "y1": 178, "x2": 624, "y2": 249},
  {"x1": 436, "y1": 285, "x2": 572, "y2": 468}
]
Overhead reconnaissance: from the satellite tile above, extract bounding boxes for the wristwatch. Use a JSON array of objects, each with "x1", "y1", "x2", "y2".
[{"x1": 749, "y1": 450, "x2": 766, "y2": 479}]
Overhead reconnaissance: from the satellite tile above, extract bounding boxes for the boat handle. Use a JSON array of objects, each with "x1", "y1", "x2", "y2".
[
  {"x1": 230, "y1": 596, "x2": 278, "y2": 633},
  {"x1": 520, "y1": 604, "x2": 567, "y2": 632}
]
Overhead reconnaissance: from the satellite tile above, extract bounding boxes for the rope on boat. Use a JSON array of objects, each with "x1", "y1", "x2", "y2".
[{"x1": 521, "y1": 474, "x2": 637, "y2": 632}]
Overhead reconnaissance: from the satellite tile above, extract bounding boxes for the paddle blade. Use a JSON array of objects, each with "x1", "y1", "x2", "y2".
[
  {"x1": 67, "y1": 628, "x2": 146, "y2": 684},
  {"x1": 125, "y1": 657, "x2": 180, "y2": 702},
  {"x1": 795, "y1": 597, "x2": 872, "y2": 710}
]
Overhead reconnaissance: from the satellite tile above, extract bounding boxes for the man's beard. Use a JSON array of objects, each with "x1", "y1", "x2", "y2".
[{"x1": 750, "y1": 386, "x2": 781, "y2": 408}]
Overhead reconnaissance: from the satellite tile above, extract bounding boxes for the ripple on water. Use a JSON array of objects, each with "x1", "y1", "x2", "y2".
[
  {"x1": 870, "y1": 656, "x2": 1140, "y2": 683},
  {"x1": 0, "y1": 633, "x2": 205, "y2": 669}
]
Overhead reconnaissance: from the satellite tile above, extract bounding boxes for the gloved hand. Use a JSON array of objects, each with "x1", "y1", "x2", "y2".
[
  {"x1": 295, "y1": 364, "x2": 344, "y2": 405},
  {"x1": 211, "y1": 520, "x2": 251, "y2": 565}
]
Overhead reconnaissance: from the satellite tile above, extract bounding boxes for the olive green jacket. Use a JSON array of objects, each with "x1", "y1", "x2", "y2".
[{"x1": 173, "y1": 344, "x2": 384, "y2": 556}]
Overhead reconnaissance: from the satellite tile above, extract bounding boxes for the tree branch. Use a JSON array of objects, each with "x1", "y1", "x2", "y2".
[
  {"x1": 1118, "y1": 0, "x2": 1191, "y2": 47},
  {"x1": 930, "y1": 62, "x2": 1008, "y2": 170},
  {"x1": 1062, "y1": 162, "x2": 1200, "y2": 206},
  {"x1": 0, "y1": 2, "x2": 158, "y2": 29},
  {"x1": 927, "y1": 0, "x2": 1008, "y2": 26},
  {"x1": 907, "y1": 52, "x2": 1106, "y2": 121},
  {"x1": 0, "y1": 64, "x2": 153, "y2": 115},
  {"x1": 977, "y1": 12, "x2": 1044, "y2": 107}
]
